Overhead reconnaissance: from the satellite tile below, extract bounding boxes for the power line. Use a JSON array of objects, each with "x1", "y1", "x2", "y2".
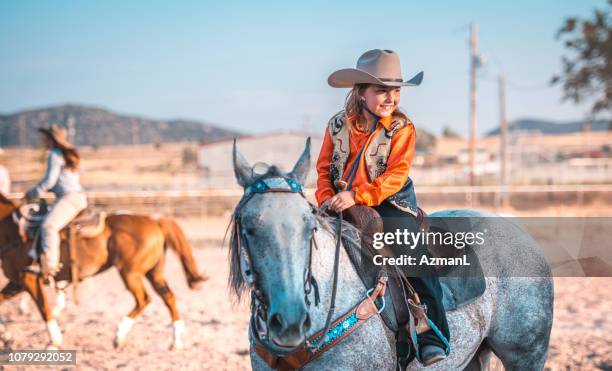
[{"x1": 479, "y1": 74, "x2": 552, "y2": 91}]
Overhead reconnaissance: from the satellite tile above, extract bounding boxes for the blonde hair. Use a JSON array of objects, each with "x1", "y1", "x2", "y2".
[{"x1": 343, "y1": 84, "x2": 408, "y2": 128}]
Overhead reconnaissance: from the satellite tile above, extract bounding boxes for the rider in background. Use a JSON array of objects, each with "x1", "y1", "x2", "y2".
[
  {"x1": 0, "y1": 161, "x2": 10, "y2": 195},
  {"x1": 24, "y1": 124, "x2": 87, "y2": 275},
  {"x1": 315, "y1": 49, "x2": 449, "y2": 366}
]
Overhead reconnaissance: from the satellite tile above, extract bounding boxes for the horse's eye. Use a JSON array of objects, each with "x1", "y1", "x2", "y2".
[{"x1": 244, "y1": 227, "x2": 256, "y2": 236}]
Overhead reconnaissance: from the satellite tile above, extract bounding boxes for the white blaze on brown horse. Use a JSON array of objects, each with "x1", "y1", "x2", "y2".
[{"x1": 0, "y1": 193, "x2": 207, "y2": 349}]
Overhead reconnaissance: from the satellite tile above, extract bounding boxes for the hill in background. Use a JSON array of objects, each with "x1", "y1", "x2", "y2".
[
  {"x1": 486, "y1": 118, "x2": 611, "y2": 136},
  {"x1": 6, "y1": 105, "x2": 604, "y2": 149},
  {"x1": 0, "y1": 104, "x2": 241, "y2": 147}
]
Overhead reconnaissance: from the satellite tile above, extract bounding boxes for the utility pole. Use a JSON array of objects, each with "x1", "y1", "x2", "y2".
[
  {"x1": 499, "y1": 72, "x2": 509, "y2": 209},
  {"x1": 469, "y1": 22, "x2": 478, "y2": 188}
]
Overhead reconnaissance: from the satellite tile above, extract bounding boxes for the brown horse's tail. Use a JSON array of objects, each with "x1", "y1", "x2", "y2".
[{"x1": 157, "y1": 217, "x2": 208, "y2": 289}]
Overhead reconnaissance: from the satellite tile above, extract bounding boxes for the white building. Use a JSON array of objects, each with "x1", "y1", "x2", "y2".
[{"x1": 198, "y1": 132, "x2": 323, "y2": 188}]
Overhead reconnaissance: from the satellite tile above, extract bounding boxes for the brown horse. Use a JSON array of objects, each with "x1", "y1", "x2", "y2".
[{"x1": 0, "y1": 193, "x2": 207, "y2": 349}]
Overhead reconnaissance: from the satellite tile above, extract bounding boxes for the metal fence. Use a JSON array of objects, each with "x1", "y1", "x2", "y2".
[{"x1": 9, "y1": 185, "x2": 612, "y2": 217}]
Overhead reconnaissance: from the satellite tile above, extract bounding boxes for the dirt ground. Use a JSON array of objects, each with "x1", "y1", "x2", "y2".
[{"x1": 0, "y1": 223, "x2": 610, "y2": 370}]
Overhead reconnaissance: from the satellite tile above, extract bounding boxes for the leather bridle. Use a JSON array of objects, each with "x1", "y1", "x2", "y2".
[
  {"x1": 232, "y1": 176, "x2": 322, "y2": 347},
  {"x1": 233, "y1": 175, "x2": 388, "y2": 370}
]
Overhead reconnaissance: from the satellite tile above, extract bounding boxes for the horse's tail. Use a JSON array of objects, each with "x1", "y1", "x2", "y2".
[{"x1": 157, "y1": 217, "x2": 208, "y2": 289}]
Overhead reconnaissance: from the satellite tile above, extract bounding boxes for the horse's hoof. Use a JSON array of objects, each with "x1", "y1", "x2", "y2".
[
  {"x1": 188, "y1": 274, "x2": 209, "y2": 290},
  {"x1": 113, "y1": 337, "x2": 127, "y2": 349},
  {"x1": 170, "y1": 341, "x2": 184, "y2": 351},
  {"x1": 18, "y1": 301, "x2": 29, "y2": 315},
  {"x1": 1, "y1": 332, "x2": 14, "y2": 348},
  {"x1": 46, "y1": 343, "x2": 60, "y2": 351}
]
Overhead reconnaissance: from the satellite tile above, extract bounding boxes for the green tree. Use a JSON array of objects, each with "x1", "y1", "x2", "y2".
[{"x1": 551, "y1": 1, "x2": 612, "y2": 120}]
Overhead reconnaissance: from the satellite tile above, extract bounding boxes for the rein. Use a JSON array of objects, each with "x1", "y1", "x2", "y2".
[
  {"x1": 304, "y1": 208, "x2": 341, "y2": 352},
  {"x1": 234, "y1": 176, "x2": 388, "y2": 370}
]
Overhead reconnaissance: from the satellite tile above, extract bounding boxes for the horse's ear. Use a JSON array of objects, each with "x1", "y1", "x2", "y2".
[
  {"x1": 233, "y1": 139, "x2": 253, "y2": 187},
  {"x1": 290, "y1": 138, "x2": 311, "y2": 185}
]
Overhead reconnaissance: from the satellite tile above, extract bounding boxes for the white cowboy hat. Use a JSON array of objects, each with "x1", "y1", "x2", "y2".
[{"x1": 328, "y1": 49, "x2": 423, "y2": 88}]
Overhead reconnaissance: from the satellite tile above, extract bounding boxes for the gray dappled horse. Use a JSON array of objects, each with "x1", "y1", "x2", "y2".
[{"x1": 229, "y1": 139, "x2": 553, "y2": 370}]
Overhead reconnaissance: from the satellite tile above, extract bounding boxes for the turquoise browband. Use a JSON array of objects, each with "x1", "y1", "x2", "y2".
[{"x1": 244, "y1": 177, "x2": 303, "y2": 196}]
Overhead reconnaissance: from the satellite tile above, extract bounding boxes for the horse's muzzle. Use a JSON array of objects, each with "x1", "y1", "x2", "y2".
[{"x1": 268, "y1": 306, "x2": 311, "y2": 348}]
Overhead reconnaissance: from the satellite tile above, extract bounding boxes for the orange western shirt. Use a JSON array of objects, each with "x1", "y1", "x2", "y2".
[{"x1": 315, "y1": 114, "x2": 417, "y2": 207}]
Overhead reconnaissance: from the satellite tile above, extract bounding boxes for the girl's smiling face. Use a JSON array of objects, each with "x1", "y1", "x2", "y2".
[{"x1": 361, "y1": 85, "x2": 401, "y2": 118}]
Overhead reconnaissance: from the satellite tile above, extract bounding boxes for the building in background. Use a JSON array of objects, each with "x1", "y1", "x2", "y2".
[{"x1": 198, "y1": 132, "x2": 322, "y2": 188}]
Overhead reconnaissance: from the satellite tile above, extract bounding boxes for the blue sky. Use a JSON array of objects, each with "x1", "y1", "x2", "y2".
[{"x1": 0, "y1": 0, "x2": 605, "y2": 135}]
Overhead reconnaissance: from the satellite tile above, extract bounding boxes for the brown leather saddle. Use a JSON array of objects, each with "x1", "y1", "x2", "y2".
[
  {"x1": 339, "y1": 205, "x2": 432, "y2": 366},
  {"x1": 340, "y1": 205, "x2": 487, "y2": 368},
  {"x1": 71, "y1": 207, "x2": 107, "y2": 238},
  {"x1": 17, "y1": 202, "x2": 106, "y2": 288},
  {"x1": 17, "y1": 202, "x2": 107, "y2": 242}
]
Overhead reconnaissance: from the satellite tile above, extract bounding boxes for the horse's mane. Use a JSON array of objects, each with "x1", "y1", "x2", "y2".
[{"x1": 225, "y1": 164, "x2": 376, "y2": 301}]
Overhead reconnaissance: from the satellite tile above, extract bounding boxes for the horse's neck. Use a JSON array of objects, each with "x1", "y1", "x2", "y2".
[
  {"x1": 0, "y1": 204, "x2": 14, "y2": 222},
  {"x1": 306, "y1": 226, "x2": 367, "y2": 335},
  {"x1": 0, "y1": 209, "x2": 19, "y2": 241}
]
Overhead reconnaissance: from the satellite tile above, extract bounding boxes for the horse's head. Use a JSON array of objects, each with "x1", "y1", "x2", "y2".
[{"x1": 230, "y1": 139, "x2": 315, "y2": 348}]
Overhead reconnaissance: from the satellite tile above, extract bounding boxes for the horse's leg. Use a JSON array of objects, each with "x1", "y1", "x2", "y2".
[
  {"x1": 21, "y1": 272, "x2": 62, "y2": 349},
  {"x1": 19, "y1": 295, "x2": 30, "y2": 314},
  {"x1": 0, "y1": 281, "x2": 25, "y2": 304},
  {"x1": 49, "y1": 281, "x2": 70, "y2": 318},
  {"x1": 0, "y1": 281, "x2": 26, "y2": 346},
  {"x1": 486, "y1": 328, "x2": 549, "y2": 371},
  {"x1": 0, "y1": 281, "x2": 28, "y2": 314},
  {"x1": 114, "y1": 270, "x2": 151, "y2": 348},
  {"x1": 463, "y1": 343, "x2": 494, "y2": 371},
  {"x1": 486, "y1": 279, "x2": 553, "y2": 371},
  {"x1": 145, "y1": 256, "x2": 184, "y2": 350},
  {"x1": 486, "y1": 340, "x2": 548, "y2": 371}
]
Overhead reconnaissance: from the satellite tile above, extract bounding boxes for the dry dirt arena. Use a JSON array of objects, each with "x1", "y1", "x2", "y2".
[{"x1": 0, "y1": 220, "x2": 610, "y2": 370}]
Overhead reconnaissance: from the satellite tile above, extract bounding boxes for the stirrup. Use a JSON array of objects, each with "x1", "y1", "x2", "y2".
[
  {"x1": 414, "y1": 319, "x2": 451, "y2": 365},
  {"x1": 419, "y1": 345, "x2": 447, "y2": 366}
]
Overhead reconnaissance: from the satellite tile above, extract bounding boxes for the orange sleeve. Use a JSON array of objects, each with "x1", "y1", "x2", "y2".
[
  {"x1": 353, "y1": 124, "x2": 416, "y2": 206},
  {"x1": 315, "y1": 129, "x2": 337, "y2": 206}
]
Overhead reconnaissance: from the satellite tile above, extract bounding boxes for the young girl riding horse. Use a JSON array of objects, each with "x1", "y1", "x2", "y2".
[
  {"x1": 316, "y1": 49, "x2": 450, "y2": 366},
  {"x1": 24, "y1": 124, "x2": 87, "y2": 276}
]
